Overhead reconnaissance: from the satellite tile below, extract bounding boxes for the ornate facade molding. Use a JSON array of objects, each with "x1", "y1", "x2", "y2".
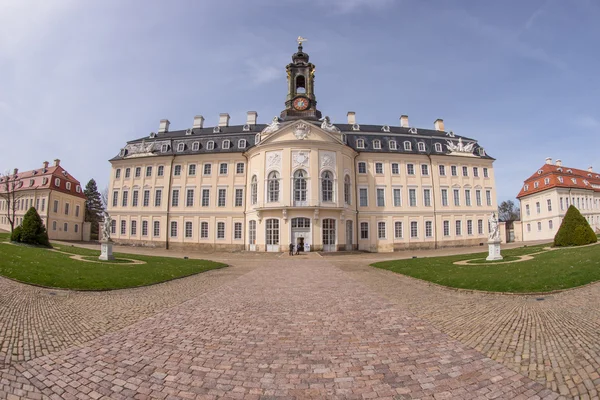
[
  {"x1": 446, "y1": 137, "x2": 476, "y2": 155},
  {"x1": 294, "y1": 122, "x2": 311, "y2": 140},
  {"x1": 319, "y1": 150, "x2": 336, "y2": 170},
  {"x1": 292, "y1": 151, "x2": 310, "y2": 169},
  {"x1": 266, "y1": 151, "x2": 282, "y2": 169}
]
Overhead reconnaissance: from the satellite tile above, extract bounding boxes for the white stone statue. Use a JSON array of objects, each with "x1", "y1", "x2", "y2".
[
  {"x1": 320, "y1": 116, "x2": 340, "y2": 133},
  {"x1": 446, "y1": 137, "x2": 476, "y2": 154},
  {"x1": 488, "y1": 212, "x2": 500, "y2": 241},
  {"x1": 101, "y1": 212, "x2": 112, "y2": 241},
  {"x1": 261, "y1": 117, "x2": 281, "y2": 135}
]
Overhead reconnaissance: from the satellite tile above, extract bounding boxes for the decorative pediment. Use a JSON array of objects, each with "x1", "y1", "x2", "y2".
[
  {"x1": 256, "y1": 119, "x2": 344, "y2": 147},
  {"x1": 445, "y1": 137, "x2": 477, "y2": 157}
]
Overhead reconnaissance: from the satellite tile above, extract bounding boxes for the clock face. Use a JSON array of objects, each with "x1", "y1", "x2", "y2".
[{"x1": 293, "y1": 97, "x2": 310, "y2": 111}]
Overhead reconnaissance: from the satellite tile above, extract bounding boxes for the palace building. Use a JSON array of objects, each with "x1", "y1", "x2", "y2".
[
  {"x1": 106, "y1": 42, "x2": 498, "y2": 252},
  {"x1": 0, "y1": 159, "x2": 86, "y2": 240},
  {"x1": 517, "y1": 158, "x2": 600, "y2": 242}
]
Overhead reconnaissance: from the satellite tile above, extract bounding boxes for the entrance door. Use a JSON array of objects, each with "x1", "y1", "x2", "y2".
[
  {"x1": 345, "y1": 220, "x2": 353, "y2": 251},
  {"x1": 296, "y1": 237, "x2": 305, "y2": 253},
  {"x1": 266, "y1": 219, "x2": 280, "y2": 252},
  {"x1": 248, "y1": 220, "x2": 256, "y2": 251},
  {"x1": 291, "y1": 217, "x2": 311, "y2": 252},
  {"x1": 322, "y1": 218, "x2": 336, "y2": 252}
]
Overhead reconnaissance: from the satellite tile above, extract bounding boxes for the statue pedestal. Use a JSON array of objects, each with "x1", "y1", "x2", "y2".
[
  {"x1": 486, "y1": 239, "x2": 503, "y2": 261},
  {"x1": 99, "y1": 241, "x2": 115, "y2": 261}
]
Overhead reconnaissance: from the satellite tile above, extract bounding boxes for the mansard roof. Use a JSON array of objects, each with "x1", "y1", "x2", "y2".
[
  {"x1": 517, "y1": 163, "x2": 600, "y2": 199},
  {"x1": 0, "y1": 164, "x2": 86, "y2": 199},
  {"x1": 111, "y1": 119, "x2": 493, "y2": 161}
]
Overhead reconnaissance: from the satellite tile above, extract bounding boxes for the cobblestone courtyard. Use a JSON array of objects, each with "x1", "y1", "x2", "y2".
[{"x1": 1, "y1": 246, "x2": 599, "y2": 399}]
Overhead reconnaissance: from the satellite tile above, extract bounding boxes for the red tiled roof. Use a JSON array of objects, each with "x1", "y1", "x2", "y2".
[
  {"x1": 517, "y1": 164, "x2": 600, "y2": 199},
  {"x1": 0, "y1": 164, "x2": 86, "y2": 199}
]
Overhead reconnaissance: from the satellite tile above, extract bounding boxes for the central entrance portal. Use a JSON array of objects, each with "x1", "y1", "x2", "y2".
[{"x1": 291, "y1": 217, "x2": 310, "y2": 252}]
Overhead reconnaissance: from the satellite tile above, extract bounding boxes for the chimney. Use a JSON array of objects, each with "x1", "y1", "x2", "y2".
[
  {"x1": 588, "y1": 166, "x2": 593, "y2": 172},
  {"x1": 42, "y1": 161, "x2": 49, "y2": 168},
  {"x1": 246, "y1": 111, "x2": 258, "y2": 125},
  {"x1": 54, "y1": 159, "x2": 61, "y2": 167},
  {"x1": 555, "y1": 159, "x2": 562, "y2": 167},
  {"x1": 400, "y1": 115, "x2": 409, "y2": 127},
  {"x1": 347, "y1": 111, "x2": 356, "y2": 125},
  {"x1": 193, "y1": 115, "x2": 204, "y2": 129},
  {"x1": 545, "y1": 157, "x2": 552, "y2": 165},
  {"x1": 434, "y1": 118, "x2": 445, "y2": 131},
  {"x1": 219, "y1": 113, "x2": 230, "y2": 127},
  {"x1": 13, "y1": 168, "x2": 18, "y2": 175},
  {"x1": 158, "y1": 119, "x2": 170, "y2": 133}
]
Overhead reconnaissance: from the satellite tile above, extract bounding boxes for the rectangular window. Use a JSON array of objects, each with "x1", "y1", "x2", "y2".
[
  {"x1": 359, "y1": 188, "x2": 368, "y2": 207},
  {"x1": 124, "y1": 168, "x2": 130, "y2": 178},
  {"x1": 451, "y1": 166, "x2": 457, "y2": 176},
  {"x1": 120, "y1": 220, "x2": 126, "y2": 235},
  {"x1": 443, "y1": 220, "x2": 450, "y2": 236},
  {"x1": 394, "y1": 221, "x2": 403, "y2": 239},
  {"x1": 391, "y1": 163, "x2": 399, "y2": 175},
  {"x1": 112, "y1": 191, "x2": 118, "y2": 207},
  {"x1": 360, "y1": 222, "x2": 369, "y2": 239},
  {"x1": 526, "y1": 204, "x2": 530, "y2": 216},
  {"x1": 235, "y1": 188, "x2": 243, "y2": 207},
  {"x1": 441, "y1": 189, "x2": 448, "y2": 206},
  {"x1": 76, "y1": 205, "x2": 80, "y2": 217},
  {"x1": 143, "y1": 190, "x2": 150, "y2": 207},
  {"x1": 376, "y1": 188, "x2": 385, "y2": 207},
  {"x1": 410, "y1": 221, "x2": 418, "y2": 238},
  {"x1": 377, "y1": 222, "x2": 386, "y2": 239},
  {"x1": 115, "y1": 169, "x2": 121, "y2": 179},
  {"x1": 217, "y1": 222, "x2": 225, "y2": 239},
  {"x1": 132, "y1": 191, "x2": 139, "y2": 207},
  {"x1": 549, "y1": 220, "x2": 553, "y2": 230},
  {"x1": 439, "y1": 165, "x2": 446, "y2": 176},
  {"x1": 407, "y1": 164, "x2": 415, "y2": 175},
  {"x1": 142, "y1": 221, "x2": 148, "y2": 236},
  {"x1": 476, "y1": 190, "x2": 482, "y2": 206},
  {"x1": 423, "y1": 189, "x2": 431, "y2": 207},
  {"x1": 155, "y1": 189, "x2": 162, "y2": 207},
  {"x1": 425, "y1": 221, "x2": 432, "y2": 238},
  {"x1": 173, "y1": 165, "x2": 181, "y2": 176},
  {"x1": 200, "y1": 222, "x2": 209, "y2": 238},
  {"x1": 203, "y1": 164, "x2": 212, "y2": 175},
  {"x1": 465, "y1": 189, "x2": 471, "y2": 206},
  {"x1": 358, "y1": 162, "x2": 366, "y2": 174},
  {"x1": 64, "y1": 203, "x2": 70, "y2": 215},
  {"x1": 421, "y1": 164, "x2": 429, "y2": 176},
  {"x1": 202, "y1": 189, "x2": 210, "y2": 207},
  {"x1": 483, "y1": 168, "x2": 489, "y2": 178},
  {"x1": 157, "y1": 166, "x2": 164, "y2": 176},
  {"x1": 486, "y1": 190, "x2": 492, "y2": 206},
  {"x1": 36, "y1": 198, "x2": 40, "y2": 210},
  {"x1": 393, "y1": 188, "x2": 402, "y2": 207},
  {"x1": 131, "y1": 220, "x2": 137, "y2": 236},
  {"x1": 172, "y1": 189, "x2": 179, "y2": 207},
  {"x1": 462, "y1": 166, "x2": 468, "y2": 177},
  {"x1": 547, "y1": 199, "x2": 552, "y2": 212},
  {"x1": 146, "y1": 166, "x2": 152, "y2": 177},
  {"x1": 236, "y1": 163, "x2": 245, "y2": 174},
  {"x1": 218, "y1": 188, "x2": 226, "y2": 207},
  {"x1": 121, "y1": 191, "x2": 128, "y2": 207},
  {"x1": 234, "y1": 222, "x2": 242, "y2": 239},
  {"x1": 188, "y1": 164, "x2": 196, "y2": 176},
  {"x1": 478, "y1": 219, "x2": 483, "y2": 235},
  {"x1": 455, "y1": 220, "x2": 462, "y2": 236},
  {"x1": 467, "y1": 220, "x2": 473, "y2": 235},
  {"x1": 170, "y1": 221, "x2": 177, "y2": 237},
  {"x1": 560, "y1": 197, "x2": 564, "y2": 210},
  {"x1": 219, "y1": 163, "x2": 228, "y2": 175},
  {"x1": 41, "y1": 198, "x2": 45, "y2": 212},
  {"x1": 536, "y1": 202, "x2": 541, "y2": 214},
  {"x1": 135, "y1": 167, "x2": 141, "y2": 177},
  {"x1": 453, "y1": 189, "x2": 460, "y2": 206},
  {"x1": 185, "y1": 221, "x2": 193, "y2": 238},
  {"x1": 186, "y1": 189, "x2": 194, "y2": 207},
  {"x1": 527, "y1": 223, "x2": 531, "y2": 232},
  {"x1": 409, "y1": 189, "x2": 417, "y2": 207},
  {"x1": 375, "y1": 163, "x2": 383, "y2": 174},
  {"x1": 473, "y1": 167, "x2": 479, "y2": 177}
]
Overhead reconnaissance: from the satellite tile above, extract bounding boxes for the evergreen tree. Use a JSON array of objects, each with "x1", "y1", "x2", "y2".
[
  {"x1": 554, "y1": 205, "x2": 598, "y2": 247},
  {"x1": 84, "y1": 179, "x2": 104, "y2": 236},
  {"x1": 19, "y1": 207, "x2": 50, "y2": 246}
]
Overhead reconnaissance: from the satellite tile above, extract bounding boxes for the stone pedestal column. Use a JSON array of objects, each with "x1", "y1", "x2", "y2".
[
  {"x1": 486, "y1": 239, "x2": 503, "y2": 261},
  {"x1": 99, "y1": 240, "x2": 115, "y2": 261}
]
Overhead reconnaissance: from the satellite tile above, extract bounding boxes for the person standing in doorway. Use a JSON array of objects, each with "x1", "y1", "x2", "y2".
[{"x1": 289, "y1": 243, "x2": 294, "y2": 256}]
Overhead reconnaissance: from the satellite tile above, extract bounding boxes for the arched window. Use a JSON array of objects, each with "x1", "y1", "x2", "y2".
[
  {"x1": 294, "y1": 169, "x2": 307, "y2": 204},
  {"x1": 222, "y1": 140, "x2": 230, "y2": 149},
  {"x1": 321, "y1": 171, "x2": 333, "y2": 202},
  {"x1": 295, "y1": 75, "x2": 306, "y2": 93},
  {"x1": 344, "y1": 175, "x2": 351, "y2": 205},
  {"x1": 267, "y1": 171, "x2": 280, "y2": 202},
  {"x1": 251, "y1": 175, "x2": 258, "y2": 205},
  {"x1": 434, "y1": 143, "x2": 442, "y2": 152}
]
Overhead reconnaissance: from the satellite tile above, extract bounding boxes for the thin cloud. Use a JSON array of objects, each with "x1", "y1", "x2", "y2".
[
  {"x1": 312, "y1": 0, "x2": 395, "y2": 14},
  {"x1": 574, "y1": 115, "x2": 600, "y2": 129}
]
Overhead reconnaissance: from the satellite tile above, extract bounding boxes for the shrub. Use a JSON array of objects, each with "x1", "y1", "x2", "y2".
[
  {"x1": 554, "y1": 205, "x2": 598, "y2": 247},
  {"x1": 11, "y1": 226, "x2": 23, "y2": 242},
  {"x1": 17, "y1": 207, "x2": 51, "y2": 247}
]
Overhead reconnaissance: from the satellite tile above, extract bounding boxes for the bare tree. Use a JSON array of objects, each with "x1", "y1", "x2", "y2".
[
  {"x1": 0, "y1": 169, "x2": 25, "y2": 232},
  {"x1": 498, "y1": 200, "x2": 520, "y2": 229},
  {"x1": 101, "y1": 186, "x2": 109, "y2": 211}
]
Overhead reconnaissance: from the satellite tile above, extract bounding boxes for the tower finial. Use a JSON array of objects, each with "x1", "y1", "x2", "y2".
[{"x1": 297, "y1": 36, "x2": 307, "y2": 50}]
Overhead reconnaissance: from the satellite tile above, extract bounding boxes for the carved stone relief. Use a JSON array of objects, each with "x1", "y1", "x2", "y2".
[
  {"x1": 292, "y1": 151, "x2": 310, "y2": 169},
  {"x1": 266, "y1": 151, "x2": 282, "y2": 169},
  {"x1": 319, "y1": 151, "x2": 336, "y2": 170}
]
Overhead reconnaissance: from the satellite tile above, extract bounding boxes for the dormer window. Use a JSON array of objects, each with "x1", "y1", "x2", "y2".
[
  {"x1": 76, "y1": 185, "x2": 81, "y2": 193},
  {"x1": 119, "y1": 149, "x2": 127, "y2": 157},
  {"x1": 177, "y1": 143, "x2": 185, "y2": 152},
  {"x1": 222, "y1": 140, "x2": 230, "y2": 149},
  {"x1": 255, "y1": 133, "x2": 261, "y2": 144},
  {"x1": 161, "y1": 144, "x2": 168, "y2": 153},
  {"x1": 478, "y1": 148, "x2": 485, "y2": 156},
  {"x1": 544, "y1": 178, "x2": 550, "y2": 185},
  {"x1": 149, "y1": 131, "x2": 156, "y2": 138},
  {"x1": 213, "y1": 127, "x2": 220, "y2": 133},
  {"x1": 417, "y1": 142, "x2": 426, "y2": 152},
  {"x1": 404, "y1": 141, "x2": 412, "y2": 151},
  {"x1": 567, "y1": 169, "x2": 572, "y2": 173},
  {"x1": 524, "y1": 185, "x2": 529, "y2": 191},
  {"x1": 66, "y1": 182, "x2": 71, "y2": 190},
  {"x1": 243, "y1": 124, "x2": 251, "y2": 132},
  {"x1": 42, "y1": 178, "x2": 48, "y2": 185},
  {"x1": 373, "y1": 140, "x2": 381, "y2": 149},
  {"x1": 381, "y1": 125, "x2": 390, "y2": 133},
  {"x1": 434, "y1": 143, "x2": 442, "y2": 152},
  {"x1": 55, "y1": 178, "x2": 60, "y2": 186},
  {"x1": 389, "y1": 140, "x2": 397, "y2": 150},
  {"x1": 356, "y1": 139, "x2": 365, "y2": 149},
  {"x1": 29, "y1": 179, "x2": 34, "y2": 187},
  {"x1": 571, "y1": 178, "x2": 577, "y2": 184},
  {"x1": 192, "y1": 142, "x2": 199, "y2": 151},
  {"x1": 238, "y1": 139, "x2": 247, "y2": 148},
  {"x1": 352, "y1": 124, "x2": 360, "y2": 131},
  {"x1": 207, "y1": 141, "x2": 215, "y2": 150},
  {"x1": 557, "y1": 167, "x2": 563, "y2": 172},
  {"x1": 534, "y1": 181, "x2": 539, "y2": 188},
  {"x1": 409, "y1": 127, "x2": 418, "y2": 134},
  {"x1": 342, "y1": 134, "x2": 347, "y2": 144},
  {"x1": 558, "y1": 176, "x2": 564, "y2": 183},
  {"x1": 583, "y1": 180, "x2": 589, "y2": 186}
]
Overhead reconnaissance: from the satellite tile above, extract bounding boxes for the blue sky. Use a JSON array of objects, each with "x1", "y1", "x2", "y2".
[{"x1": 1, "y1": 0, "x2": 599, "y2": 203}]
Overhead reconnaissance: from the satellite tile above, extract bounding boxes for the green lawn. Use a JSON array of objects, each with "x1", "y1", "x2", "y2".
[
  {"x1": 372, "y1": 243, "x2": 600, "y2": 293},
  {"x1": 0, "y1": 234, "x2": 226, "y2": 290}
]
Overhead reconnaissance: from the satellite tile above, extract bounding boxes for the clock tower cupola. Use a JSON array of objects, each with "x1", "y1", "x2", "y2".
[{"x1": 280, "y1": 37, "x2": 322, "y2": 121}]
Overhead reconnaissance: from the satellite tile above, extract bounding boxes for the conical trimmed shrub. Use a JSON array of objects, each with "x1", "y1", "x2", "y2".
[
  {"x1": 553, "y1": 205, "x2": 598, "y2": 247},
  {"x1": 19, "y1": 207, "x2": 51, "y2": 247}
]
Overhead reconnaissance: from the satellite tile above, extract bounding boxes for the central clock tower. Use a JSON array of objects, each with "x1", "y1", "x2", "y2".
[{"x1": 280, "y1": 41, "x2": 322, "y2": 121}]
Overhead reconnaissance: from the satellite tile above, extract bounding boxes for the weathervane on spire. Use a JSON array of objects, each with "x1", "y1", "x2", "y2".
[{"x1": 297, "y1": 36, "x2": 307, "y2": 49}]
